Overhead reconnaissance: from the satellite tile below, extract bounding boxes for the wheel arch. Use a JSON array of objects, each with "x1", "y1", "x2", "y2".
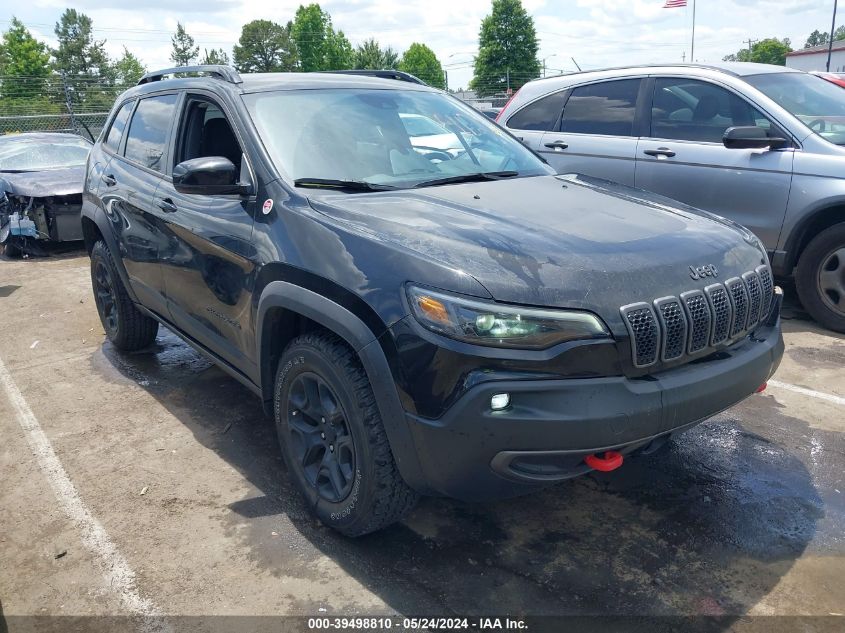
[
  {"x1": 782, "y1": 203, "x2": 845, "y2": 274},
  {"x1": 256, "y1": 281, "x2": 429, "y2": 493},
  {"x1": 80, "y1": 203, "x2": 139, "y2": 303}
]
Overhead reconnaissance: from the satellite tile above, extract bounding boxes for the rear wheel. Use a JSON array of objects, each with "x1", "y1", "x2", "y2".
[
  {"x1": 90, "y1": 240, "x2": 159, "y2": 350},
  {"x1": 274, "y1": 332, "x2": 417, "y2": 536},
  {"x1": 796, "y1": 224, "x2": 845, "y2": 333}
]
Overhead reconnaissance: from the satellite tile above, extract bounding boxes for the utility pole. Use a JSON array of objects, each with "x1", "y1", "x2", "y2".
[
  {"x1": 744, "y1": 38, "x2": 758, "y2": 61},
  {"x1": 827, "y1": 0, "x2": 839, "y2": 72},
  {"x1": 506, "y1": 68, "x2": 510, "y2": 93},
  {"x1": 682, "y1": 52, "x2": 686, "y2": 62},
  {"x1": 690, "y1": 0, "x2": 696, "y2": 62},
  {"x1": 444, "y1": 70, "x2": 448, "y2": 92}
]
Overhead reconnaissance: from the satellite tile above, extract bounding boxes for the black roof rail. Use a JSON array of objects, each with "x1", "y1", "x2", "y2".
[
  {"x1": 137, "y1": 65, "x2": 243, "y2": 85},
  {"x1": 319, "y1": 69, "x2": 427, "y2": 85}
]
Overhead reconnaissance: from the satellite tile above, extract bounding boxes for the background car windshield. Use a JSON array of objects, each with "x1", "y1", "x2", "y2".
[
  {"x1": 746, "y1": 72, "x2": 845, "y2": 145},
  {"x1": 243, "y1": 88, "x2": 552, "y2": 187},
  {"x1": 0, "y1": 136, "x2": 91, "y2": 171}
]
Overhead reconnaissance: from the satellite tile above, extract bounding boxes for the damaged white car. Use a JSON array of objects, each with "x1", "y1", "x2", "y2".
[{"x1": 0, "y1": 132, "x2": 91, "y2": 257}]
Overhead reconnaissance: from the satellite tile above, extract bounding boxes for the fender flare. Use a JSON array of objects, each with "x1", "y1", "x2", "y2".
[
  {"x1": 257, "y1": 281, "x2": 430, "y2": 494},
  {"x1": 81, "y1": 202, "x2": 140, "y2": 304}
]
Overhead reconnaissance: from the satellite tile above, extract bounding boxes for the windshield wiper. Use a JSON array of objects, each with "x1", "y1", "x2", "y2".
[
  {"x1": 294, "y1": 178, "x2": 399, "y2": 192},
  {"x1": 413, "y1": 171, "x2": 519, "y2": 188}
]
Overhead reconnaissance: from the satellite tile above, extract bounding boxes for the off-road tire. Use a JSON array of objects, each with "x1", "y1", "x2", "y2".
[
  {"x1": 274, "y1": 331, "x2": 418, "y2": 536},
  {"x1": 90, "y1": 239, "x2": 159, "y2": 351},
  {"x1": 795, "y1": 223, "x2": 845, "y2": 333}
]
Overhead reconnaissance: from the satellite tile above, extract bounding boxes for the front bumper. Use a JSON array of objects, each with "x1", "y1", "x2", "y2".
[{"x1": 403, "y1": 316, "x2": 784, "y2": 501}]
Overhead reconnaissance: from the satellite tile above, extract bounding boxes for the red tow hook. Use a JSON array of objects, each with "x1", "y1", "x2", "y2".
[
  {"x1": 584, "y1": 451, "x2": 624, "y2": 472},
  {"x1": 756, "y1": 382, "x2": 768, "y2": 393}
]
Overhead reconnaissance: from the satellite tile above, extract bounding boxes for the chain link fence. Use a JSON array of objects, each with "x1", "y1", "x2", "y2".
[{"x1": 0, "y1": 75, "x2": 135, "y2": 140}]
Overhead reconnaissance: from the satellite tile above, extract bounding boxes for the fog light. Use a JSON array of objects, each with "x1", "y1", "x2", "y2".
[{"x1": 491, "y1": 393, "x2": 510, "y2": 411}]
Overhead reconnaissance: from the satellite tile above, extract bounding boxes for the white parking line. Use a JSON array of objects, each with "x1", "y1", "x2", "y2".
[
  {"x1": 0, "y1": 355, "x2": 169, "y2": 633},
  {"x1": 768, "y1": 380, "x2": 845, "y2": 407}
]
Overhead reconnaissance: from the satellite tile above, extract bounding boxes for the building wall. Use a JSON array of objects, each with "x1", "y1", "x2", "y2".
[{"x1": 786, "y1": 48, "x2": 845, "y2": 72}]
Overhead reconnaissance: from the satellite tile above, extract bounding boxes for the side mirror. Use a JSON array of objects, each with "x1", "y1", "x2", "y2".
[
  {"x1": 172, "y1": 157, "x2": 248, "y2": 195},
  {"x1": 723, "y1": 126, "x2": 789, "y2": 150}
]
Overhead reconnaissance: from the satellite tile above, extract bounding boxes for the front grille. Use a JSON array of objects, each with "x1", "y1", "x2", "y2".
[
  {"x1": 655, "y1": 297, "x2": 687, "y2": 361},
  {"x1": 621, "y1": 303, "x2": 659, "y2": 368},
  {"x1": 621, "y1": 265, "x2": 772, "y2": 370},
  {"x1": 726, "y1": 277, "x2": 750, "y2": 337}
]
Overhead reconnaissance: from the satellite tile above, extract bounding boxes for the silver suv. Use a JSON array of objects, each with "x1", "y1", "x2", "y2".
[{"x1": 498, "y1": 62, "x2": 845, "y2": 332}]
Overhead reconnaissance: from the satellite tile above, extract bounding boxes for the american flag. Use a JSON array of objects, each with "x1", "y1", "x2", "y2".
[{"x1": 663, "y1": 0, "x2": 687, "y2": 7}]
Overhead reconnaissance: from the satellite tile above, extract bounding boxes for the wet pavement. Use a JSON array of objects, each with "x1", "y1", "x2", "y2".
[{"x1": 0, "y1": 254, "x2": 843, "y2": 631}]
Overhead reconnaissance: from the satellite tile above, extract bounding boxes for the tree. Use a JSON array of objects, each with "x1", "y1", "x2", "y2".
[
  {"x1": 201, "y1": 48, "x2": 230, "y2": 65},
  {"x1": 0, "y1": 17, "x2": 51, "y2": 100},
  {"x1": 803, "y1": 26, "x2": 845, "y2": 48},
  {"x1": 112, "y1": 46, "x2": 146, "y2": 85},
  {"x1": 399, "y1": 43, "x2": 445, "y2": 88},
  {"x1": 470, "y1": 0, "x2": 540, "y2": 96},
  {"x1": 723, "y1": 38, "x2": 792, "y2": 66},
  {"x1": 232, "y1": 19, "x2": 297, "y2": 72},
  {"x1": 353, "y1": 38, "x2": 398, "y2": 69},
  {"x1": 170, "y1": 22, "x2": 199, "y2": 66},
  {"x1": 291, "y1": 4, "x2": 353, "y2": 71},
  {"x1": 53, "y1": 9, "x2": 110, "y2": 77}
]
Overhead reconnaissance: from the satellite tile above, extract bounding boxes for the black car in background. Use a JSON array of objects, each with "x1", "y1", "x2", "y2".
[
  {"x1": 0, "y1": 132, "x2": 90, "y2": 256},
  {"x1": 81, "y1": 65, "x2": 784, "y2": 536}
]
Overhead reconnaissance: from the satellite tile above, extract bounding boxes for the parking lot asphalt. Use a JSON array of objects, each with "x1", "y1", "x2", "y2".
[{"x1": 0, "y1": 253, "x2": 843, "y2": 632}]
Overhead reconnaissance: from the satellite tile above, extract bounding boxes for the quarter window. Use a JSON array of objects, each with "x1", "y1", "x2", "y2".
[
  {"x1": 561, "y1": 79, "x2": 641, "y2": 137},
  {"x1": 123, "y1": 94, "x2": 178, "y2": 172},
  {"x1": 104, "y1": 101, "x2": 133, "y2": 152},
  {"x1": 650, "y1": 78, "x2": 777, "y2": 143},
  {"x1": 506, "y1": 91, "x2": 567, "y2": 131}
]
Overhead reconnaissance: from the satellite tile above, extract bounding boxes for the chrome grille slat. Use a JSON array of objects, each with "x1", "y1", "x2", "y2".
[{"x1": 623, "y1": 265, "x2": 773, "y2": 371}]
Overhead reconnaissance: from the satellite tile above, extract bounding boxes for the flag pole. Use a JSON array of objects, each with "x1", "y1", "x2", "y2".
[
  {"x1": 691, "y1": 0, "x2": 696, "y2": 62},
  {"x1": 827, "y1": 0, "x2": 838, "y2": 72}
]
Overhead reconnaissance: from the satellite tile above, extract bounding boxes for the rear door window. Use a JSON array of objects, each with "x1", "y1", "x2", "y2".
[
  {"x1": 123, "y1": 94, "x2": 179, "y2": 172},
  {"x1": 506, "y1": 91, "x2": 567, "y2": 131},
  {"x1": 104, "y1": 100, "x2": 134, "y2": 152},
  {"x1": 561, "y1": 79, "x2": 641, "y2": 136}
]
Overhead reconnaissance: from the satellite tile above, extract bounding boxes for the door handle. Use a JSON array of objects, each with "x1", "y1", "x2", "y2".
[
  {"x1": 643, "y1": 148, "x2": 676, "y2": 158},
  {"x1": 157, "y1": 198, "x2": 178, "y2": 213},
  {"x1": 544, "y1": 140, "x2": 569, "y2": 150},
  {"x1": 103, "y1": 174, "x2": 117, "y2": 187}
]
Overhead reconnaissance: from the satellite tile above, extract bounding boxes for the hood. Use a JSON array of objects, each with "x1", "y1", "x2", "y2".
[
  {"x1": 307, "y1": 174, "x2": 767, "y2": 327},
  {"x1": 0, "y1": 165, "x2": 85, "y2": 197}
]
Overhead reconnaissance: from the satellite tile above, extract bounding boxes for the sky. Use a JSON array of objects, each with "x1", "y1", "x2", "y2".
[{"x1": 3, "y1": 0, "x2": 840, "y2": 89}]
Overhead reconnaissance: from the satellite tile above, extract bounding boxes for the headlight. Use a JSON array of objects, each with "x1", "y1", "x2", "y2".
[{"x1": 406, "y1": 285, "x2": 610, "y2": 349}]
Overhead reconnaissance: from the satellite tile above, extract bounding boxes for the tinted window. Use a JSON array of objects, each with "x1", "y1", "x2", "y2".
[
  {"x1": 506, "y1": 91, "x2": 567, "y2": 131},
  {"x1": 104, "y1": 101, "x2": 133, "y2": 152},
  {"x1": 561, "y1": 79, "x2": 640, "y2": 136},
  {"x1": 650, "y1": 78, "x2": 775, "y2": 143},
  {"x1": 176, "y1": 98, "x2": 242, "y2": 172},
  {"x1": 124, "y1": 94, "x2": 178, "y2": 171}
]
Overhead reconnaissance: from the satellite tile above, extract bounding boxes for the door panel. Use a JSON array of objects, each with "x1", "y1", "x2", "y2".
[
  {"x1": 635, "y1": 77, "x2": 794, "y2": 249},
  {"x1": 538, "y1": 78, "x2": 642, "y2": 186},
  {"x1": 99, "y1": 156, "x2": 167, "y2": 315},
  {"x1": 157, "y1": 96, "x2": 258, "y2": 377}
]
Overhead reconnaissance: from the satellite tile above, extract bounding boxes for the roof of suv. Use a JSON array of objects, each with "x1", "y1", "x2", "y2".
[
  {"x1": 128, "y1": 66, "x2": 435, "y2": 100},
  {"x1": 540, "y1": 62, "x2": 799, "y2": 81}
]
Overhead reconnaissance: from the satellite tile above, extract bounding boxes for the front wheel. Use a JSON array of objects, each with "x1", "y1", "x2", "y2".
[
  {"x1": 90, "y1": 240, "x2": 159, "y2": 350},
  {"x1": 274, "y1": 332, "x2": 418, "y2": 536},
  {"x1": 796, "y1": 224, "x2": 845, "y2": 333}
]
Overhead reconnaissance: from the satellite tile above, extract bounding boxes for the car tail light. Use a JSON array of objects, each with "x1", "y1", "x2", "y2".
[{"x1": 495, "y1": 88, "x2": 521, "y2": 122}]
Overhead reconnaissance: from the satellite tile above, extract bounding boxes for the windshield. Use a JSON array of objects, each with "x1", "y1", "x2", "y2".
[
  {"x1": 0, "y1": 135, "x2": 91, "y2": 171},
  {"x1": 746, "y1": 72, "x2": 845, "y2": 145},
  {"x1": 243, "y1": 88, "x2": 552, "y2": 189}
]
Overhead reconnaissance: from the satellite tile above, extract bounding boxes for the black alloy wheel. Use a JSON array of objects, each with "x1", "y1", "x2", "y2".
[{"x1": 287, "y1": 372, "x2": 356, "y2": 503}]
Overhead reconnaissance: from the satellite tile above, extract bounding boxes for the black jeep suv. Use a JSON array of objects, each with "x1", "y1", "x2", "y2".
[{"x1": 82, "y1": 65, "x2": 784, "y2": 536}]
